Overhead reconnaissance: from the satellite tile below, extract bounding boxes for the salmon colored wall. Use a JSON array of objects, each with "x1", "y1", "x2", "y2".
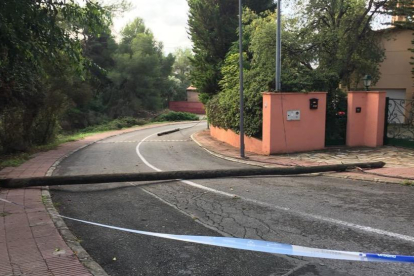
[
  {"x1": 209, "y1": 126, "x2": 263, "y2": 154},
  {"x1": 262, "y1": 92, "x2": 327, "y2": 154},
  {"x1": 209, "y1": 92, "x2": 387, "y2": 155},
  {"x1": 346, "y1": 91, "x2": 386, "y2": 147},
  {"x1": 346, "y1": 93, "x2": 367, "y2": 147}
]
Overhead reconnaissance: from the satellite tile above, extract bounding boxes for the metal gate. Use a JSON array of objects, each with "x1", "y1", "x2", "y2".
[
  {"x1": 384, "y1": 97, "x2": 414, "y2": 148},
  {"x1": 325, "y1": 93, "x2": 348, "y2": 146}
]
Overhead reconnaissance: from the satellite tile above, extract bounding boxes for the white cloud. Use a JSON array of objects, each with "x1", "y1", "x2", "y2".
[{"x1": 112, "y1": 0, "x2": 192, "y2": 54}]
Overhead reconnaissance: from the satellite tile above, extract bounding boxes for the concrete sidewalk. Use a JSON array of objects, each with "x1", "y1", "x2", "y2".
[
  {"x1": 193, "y1": 130, "x2": 414, "y2": 184},
  {"x1": 0, "y1": 121, "x2": 191, "y2": 276}
]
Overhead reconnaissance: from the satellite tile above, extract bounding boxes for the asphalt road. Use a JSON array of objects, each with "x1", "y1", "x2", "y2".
[{"x1": 51, "y1": 122, "x2": 414, "y2": 276}]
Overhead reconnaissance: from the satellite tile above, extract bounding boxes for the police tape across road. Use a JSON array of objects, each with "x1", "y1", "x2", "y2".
[
  {"x1": 0, "y1": 197, "x2": 413, "y2": 264},
  {"x1": 51, "y1": 214, "x2": 414, "y2": 264}
]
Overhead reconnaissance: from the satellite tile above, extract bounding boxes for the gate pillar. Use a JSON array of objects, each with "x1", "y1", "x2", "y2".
[{"x1": 346, "y1": 91, "x2": 386, "y2": 147}]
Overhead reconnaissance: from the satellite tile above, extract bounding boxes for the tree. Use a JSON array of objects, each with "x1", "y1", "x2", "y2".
[
  {"x1": 187, "y1": 0, "x2": 276, "y2": 103},
  {"x1": 108, "y1": 18, "x2": 175, "y2": 116},
  {"x1": 171, "y1": 48, "x2": 193, "y2": 101},
  {"x1": 0, "y1": 0, "x2": 112, "y2": 153},
  {"x1": 58, "y1": 1, "x2": 131, "y2": 130},
  {"x1": 301, "y1": 0, "x2": 386, "y2": 89},
  {"x1": 83, "y1": 31, "x2": 118, "y2": 82},
  {"x1": 385, "y1": 0, "x2": 414, "y2": 29},
  {"x1": 162, "y1": 76, "x2": 183, "y2": 106},
  {"x1": 0, "y1": 0, "x2": 111, "y2": 76}
]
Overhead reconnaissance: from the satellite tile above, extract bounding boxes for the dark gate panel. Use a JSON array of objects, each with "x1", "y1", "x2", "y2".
[
  {"x1": 384, "y1": 97, "x2": 414, "y2": 148},
  {"x1": 325, "y1": 93, "x2": 347, "y2": 146}
]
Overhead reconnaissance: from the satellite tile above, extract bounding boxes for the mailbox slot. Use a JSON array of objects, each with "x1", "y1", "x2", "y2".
[{"x1": 310, "y1": 98, "x2": 319, "y2": 110}]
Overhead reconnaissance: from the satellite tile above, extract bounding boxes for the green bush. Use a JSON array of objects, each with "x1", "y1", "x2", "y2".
[
  {"x1": 79, "y1": 117, "x2": 147, "y2": 133},
  {"x1": 154, "y1": 111, "x2": 199, "y2": 122}
]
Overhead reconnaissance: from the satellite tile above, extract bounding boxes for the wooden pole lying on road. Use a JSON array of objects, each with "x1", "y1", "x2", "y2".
[
  {"x1": 157, "y1": 129, "x2": 180, "y2": 136},
  {"x1": 0, "y1": 162, "x2": 385, "y2": 189}
]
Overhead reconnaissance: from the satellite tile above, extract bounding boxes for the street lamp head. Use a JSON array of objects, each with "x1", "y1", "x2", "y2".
[{"x1": 363, "y1": 75, "x2": 372, "y2": 91}]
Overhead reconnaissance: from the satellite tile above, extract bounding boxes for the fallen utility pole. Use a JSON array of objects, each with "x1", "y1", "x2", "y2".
[
  {"x1": 0, "y1": 162, "x2": 385, "y2": 189},
  {"x1": 157, "y1": 129, "x2": 180, "y2": 136}
]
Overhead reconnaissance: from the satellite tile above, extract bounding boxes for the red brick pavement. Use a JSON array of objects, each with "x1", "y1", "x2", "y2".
[
  {"x1": 0, "y1": 121, "x2": 190, "y2": 276},
  {"x1": 0, "y1": 188, "x2": 89, "y2": 276}
]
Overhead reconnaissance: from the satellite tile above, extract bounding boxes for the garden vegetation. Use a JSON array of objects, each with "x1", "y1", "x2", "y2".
[
  {"x1": 0, "y1": 0, "x2": 193, "y2": 155},
  {"x1": 188, "y1": 0, "x2": 412, "y2": 138}
]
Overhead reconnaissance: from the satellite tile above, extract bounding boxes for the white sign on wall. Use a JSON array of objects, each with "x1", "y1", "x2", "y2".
[{"x1": 287, "y1": 110, "x2": 301, "y2": 121}]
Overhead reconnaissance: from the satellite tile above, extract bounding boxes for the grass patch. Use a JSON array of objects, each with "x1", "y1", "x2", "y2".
[
  {"x1": 0, "y1": 153, "x2": 32, "y2": 168},
  {"x1": 79, "y1": 117, "x2": 147, "y2": 133},
  {"x1": 0, "y1": 212, "x2": 11, "y2": 217},
  {"x1": 0, "y1": 141, "x2": 77, "y2": 170},
  {"x1": 41, "y1": 195, "x2": 48, "y2": 204},
  {"x1": 402, "y1": 180, "x2": 414, "y2": 186}
]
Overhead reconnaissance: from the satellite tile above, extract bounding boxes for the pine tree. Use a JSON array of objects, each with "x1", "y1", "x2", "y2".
[{"x1": 109, "y1": 18, "x2": 175, "y2": 116}]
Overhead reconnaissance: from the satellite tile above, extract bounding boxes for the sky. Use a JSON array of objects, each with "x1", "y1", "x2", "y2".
[{"x1": 112, "y1": 0, "x2": 192, "y2": 54}]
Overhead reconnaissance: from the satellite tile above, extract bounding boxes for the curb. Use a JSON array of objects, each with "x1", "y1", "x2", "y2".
[
  {"x1": 41, "y1": 188, "x2": 109, "y2": 276},
  {"x1": 41, "y1": 121, "x2": 200, "y2": 276},
  {"x1": 190, "y1": 131, "x2": 406, "y2": 185},
  {"x1": 190, "y1": 133, "x2": 270, "y2": 168},
  {"x1": 322, "y1": 171, "x2": 403, "y2": 185}
]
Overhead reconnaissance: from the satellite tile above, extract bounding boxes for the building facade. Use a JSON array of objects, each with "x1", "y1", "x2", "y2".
[
  {"x1": 168, "y1": 86, "x2": 205, "y2": 114},
  {"x1": 186, "y1": 86, "x2": 200, "y2": 102},
  {"x1": 372, "y1": 28, "x2": 414, "y2": 101}
]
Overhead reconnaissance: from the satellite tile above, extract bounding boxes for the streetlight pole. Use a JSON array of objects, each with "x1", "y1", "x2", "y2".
[
  {"x1": 239, "y1": 0, "x2": 245, "y2": 158},
  {"x1": 275, "y1": 0, "x2": 282, "y2": 91}
]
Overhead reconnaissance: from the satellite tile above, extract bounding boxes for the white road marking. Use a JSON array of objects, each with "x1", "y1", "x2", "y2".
[
  {"x1": 135, "y1": 128, "x2": 414, "y2": 243},
  {"x1": 0, "y1": 198, "x2": 14, "y2": 204},
  {"x1": 98, "y1": 140, "x2": 190, "y2": 143},
  {"x1": 136, "y1": 133, "x2": 162, "y2": 172}
]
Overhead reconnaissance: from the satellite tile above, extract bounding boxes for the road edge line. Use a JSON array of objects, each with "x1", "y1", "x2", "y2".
[{"x1": 190, "y1": 133, "x2": 270, "y2": 168}]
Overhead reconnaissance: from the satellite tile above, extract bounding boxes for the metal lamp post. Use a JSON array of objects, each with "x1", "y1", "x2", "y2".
[
  {"x1": 363, "y1": 75, "x2": 372, "y2": 91},
  {"x1": 239, "y1": 0, "x2": 245, "y2": 158},
  {"x1": 275, "y1": 0, "x2": 282, "y2": 91}
]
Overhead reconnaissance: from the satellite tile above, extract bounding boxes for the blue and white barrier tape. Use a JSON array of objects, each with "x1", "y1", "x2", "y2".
[
  {"x1": 60, "y1": 215, "x2": 414, "y2": 263},
  {"x1": 1, "y1": 197, "x2": 413, "y2": 263}
]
